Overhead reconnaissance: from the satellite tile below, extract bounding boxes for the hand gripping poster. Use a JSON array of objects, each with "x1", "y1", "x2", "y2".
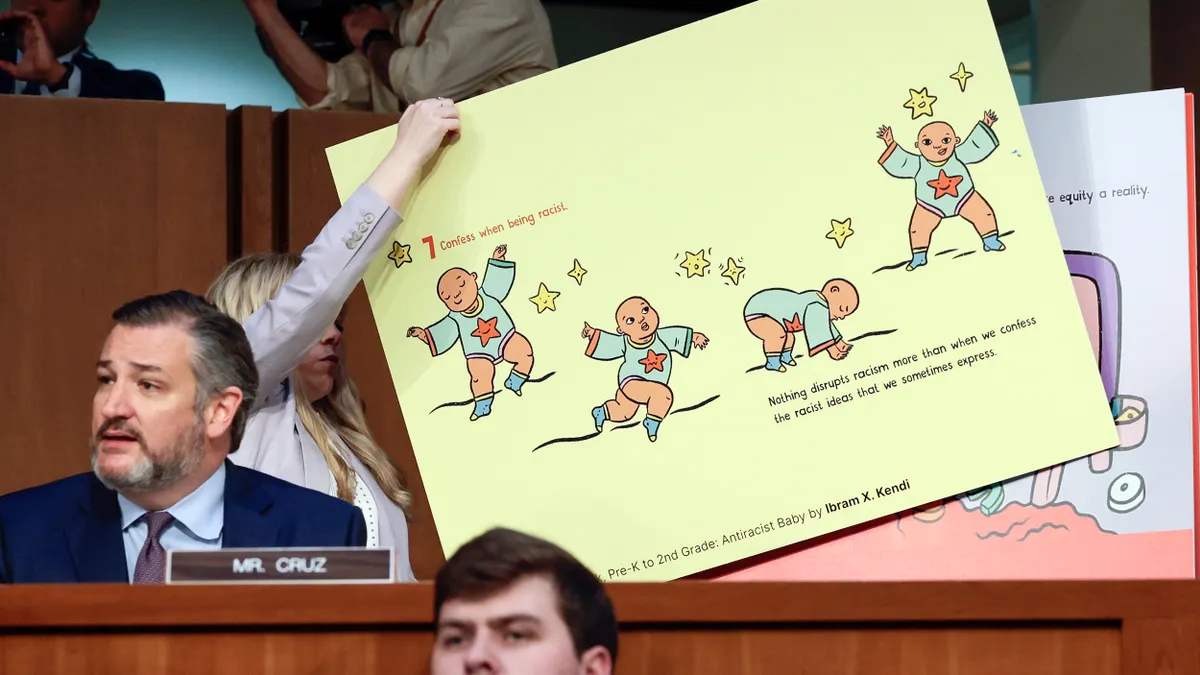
[
  {"x1": 324, "y1": 0, "x2": 1118, "y2": 581},
  {"x1": 712, "y1": 89, "x2": 1198, "y2": 581}
]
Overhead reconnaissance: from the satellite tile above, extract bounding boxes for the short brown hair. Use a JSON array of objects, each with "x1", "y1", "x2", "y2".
[
  {"x1": 434, "y1": 528, "x2": 618, "y2": 662},
  {"x1": 111, "y1": 290, "x2": 258, "y2": 452}
]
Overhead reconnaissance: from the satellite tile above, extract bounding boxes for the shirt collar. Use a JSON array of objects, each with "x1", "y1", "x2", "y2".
[{"x1": 117, "y1": 463, "x2": 226, "y2": 541}]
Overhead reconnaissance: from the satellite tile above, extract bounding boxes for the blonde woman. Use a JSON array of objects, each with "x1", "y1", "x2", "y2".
[{"x1": 207, "y1": 97, "x2": 460, "y2": 581}]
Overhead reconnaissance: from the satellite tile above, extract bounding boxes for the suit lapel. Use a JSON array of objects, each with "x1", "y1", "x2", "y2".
[
  {"x1": 65, "y1": 477, "x2": 130, "y2": 583},
  {"x1": 221, "y1": 461, "x2": 280, "y2": 548},
  {"x1": 72, "y1": 51, "x2": 95, "y2": 97}
]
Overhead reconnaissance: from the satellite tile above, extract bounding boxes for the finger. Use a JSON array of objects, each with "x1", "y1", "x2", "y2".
[{"x1": 0, "y1": 62, "x2": 15, "y2": 77}]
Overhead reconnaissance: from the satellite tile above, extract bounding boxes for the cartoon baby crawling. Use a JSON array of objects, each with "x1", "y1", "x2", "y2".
[
  {"x1": 743, "y1": 279, "x2": 858, "y2": 371},
  {"x1": 877, "y1": 110, "x2": 1006, "y2": 270},
  {"x1": 407, "y1": 245, "x2": 535, "y2": 421},
  {"x1": 581, "y1": 297, "x2": 708, "y2": 442}
]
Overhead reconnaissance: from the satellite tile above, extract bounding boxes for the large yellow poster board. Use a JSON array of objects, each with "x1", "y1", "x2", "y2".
[{"x1": 325, "y1": 0, "x2": 1118, "y2": 581}]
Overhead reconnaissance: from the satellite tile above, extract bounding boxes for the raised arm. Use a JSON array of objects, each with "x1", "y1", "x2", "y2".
[
  {"x1": 241, "y1": 98, "x2": 462, "y2": 397},
  {"x1": 243, "y1": 0, "x2": 339, "y2": 108},
  {"x1": 480, "y1": 250, "x2": 516, "y2": 302},
  {"x1": 583, "y1": 323, "x2": 627, "y2": 361},
  {"x1": 957, "y1": 113, "x2": 1000, "y2": 165},
  {"x1": 371, "y1": 0, "x2": 554, "y2": 104}
]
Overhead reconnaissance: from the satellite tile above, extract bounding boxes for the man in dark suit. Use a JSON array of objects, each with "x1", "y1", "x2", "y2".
[
  {"x1": 0, "y1": 0, "x2": 163, "y2": 100},
  {"x1": 0, "y1": 291, "x2": 367, "y2": 584}
]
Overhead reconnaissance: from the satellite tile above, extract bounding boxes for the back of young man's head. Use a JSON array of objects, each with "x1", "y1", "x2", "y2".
[{"x1": 431, "y1": 528, "x2": 617, "y2": 675}]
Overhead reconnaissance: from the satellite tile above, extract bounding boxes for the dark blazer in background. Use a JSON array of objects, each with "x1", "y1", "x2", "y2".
[
  {"x1": 0, "y1": 47, "x2": 164, "y2": 101},
  {"x1": 0, "y1": 460, "x2": 367, "y2": 583}
]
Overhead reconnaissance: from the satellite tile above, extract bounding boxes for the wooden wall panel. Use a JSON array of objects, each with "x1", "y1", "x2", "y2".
[
  {"x1": 0, "y1": 96, "x2": 229, "y2": 494},
  {"x1": 2, "y1": 581, "x2": 1197, "y2": 674},
  {"x1": 1150, "y1": 2, "x2": 1200, "y2": 94},
  {"x1": 0, "y1": 626, "x2": 1120, "y2": 675},
  {"x1": 0, "y1": 632, "x2": 435, "y2": 675},
  {"x1": 279, "y1": 109, "x2": 444, "y2": 579},
  {"x1": 227, "y1": 105, "x2": 279, "y2": 257},
  {"x1": 617, "y1": 627, "x2": 1119, "y2": 675}
]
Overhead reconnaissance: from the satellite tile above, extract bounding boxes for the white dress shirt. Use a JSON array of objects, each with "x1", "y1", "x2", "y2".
[
  {"x1": 12, "y1": 46, "x2": 83, "y2": 97},
  {"x1": 340, "y1": 466, "x2": 381, "y2": 548},
  {"x1": 116, "y1": 463, "x2": 225, "y2": 583}
]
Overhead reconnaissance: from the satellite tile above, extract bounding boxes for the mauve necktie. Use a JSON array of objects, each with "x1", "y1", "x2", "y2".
[{"x1": 132, "y1": 511, "x2": 175, "y2": 584}]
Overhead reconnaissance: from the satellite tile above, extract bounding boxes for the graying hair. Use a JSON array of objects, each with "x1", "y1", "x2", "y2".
[{"x1": 110, "y1": 290, "x2": 259, "y2": 452}]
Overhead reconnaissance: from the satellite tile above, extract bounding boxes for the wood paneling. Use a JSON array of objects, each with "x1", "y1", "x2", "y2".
[
  {"x1": 1150, "y1": 1, "x2": 1200, "y2": 94},
  {"x1": 0, "y1": 627, "x2": 1119, "y2": 675},
  {"x1": 227, "y1": 105, "x2": 279, "y2": 257},
  {"x1": 1, "y1": 581, "x2": 1196, "y2": 674},
  {"x1": 0, "y1": 96, "x2": 229, "y2": 494},
  {"x1": 279, "y1": 109, "x2": 445, "y2": 580},
  {"x1": 0, "y1": 632, "x2": 435, "y2": 675},
  {"x1": 1122, "y1": 618, "x2": 1200, "y2": 674}
]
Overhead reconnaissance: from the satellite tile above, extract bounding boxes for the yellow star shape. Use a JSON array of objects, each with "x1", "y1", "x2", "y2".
[
  {"x1": 567, "y1": 258, "x2": 587, "y2": 285},
  {"x1": 826, "y1": 218, "x2": 854, "y2": 249},
  {"x1": 529, "y1": 282, "x2": 560, "y2": 313},
  {"x1": 903, "y1": 87, "x2": 937, "y2": 119},
  {"x1": 680, "y1": 250, "x2": 710, "y2": 278},
  {"x1": 388, "y1": 241, "x2": 412, "y2": 268},
  {"x1": 950, "y1": 62, "x2": 973, "y2": 92},
  {"x1": 721, "y1": 258, "x2": 745, "y2": 285}
]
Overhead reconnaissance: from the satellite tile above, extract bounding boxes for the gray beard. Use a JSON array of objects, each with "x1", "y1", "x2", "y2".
[{"x1": 90, "y1": 420, "x2": 206, "y2": 494}]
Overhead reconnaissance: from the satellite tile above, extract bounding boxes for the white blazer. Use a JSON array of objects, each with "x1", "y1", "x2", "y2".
[{"x1": 229, "y1": 183, "x2": 416, "y2": 582}]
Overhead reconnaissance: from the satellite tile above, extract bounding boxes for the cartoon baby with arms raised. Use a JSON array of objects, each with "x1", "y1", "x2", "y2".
[
  {"x1": 581, "y1": 297, "x2": 708, "y2": 442},
  {"x1": 877, "y1": 110, "x2": 1005, "y2": 271},
  {"x1": 408, "y1": 245, "x2": 535, "y2": 421}
]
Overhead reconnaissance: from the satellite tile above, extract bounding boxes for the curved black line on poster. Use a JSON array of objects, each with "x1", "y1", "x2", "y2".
[
  {"x1": 531, "y1": 395, "x2": 722, "y2": 452},
  {"x1": 429, "y1": 372, "x2": 557, "y2": 414}
]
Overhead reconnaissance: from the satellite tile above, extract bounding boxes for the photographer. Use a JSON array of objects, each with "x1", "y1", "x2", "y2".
[
  {"x1": 247, "y1": 0, "x2": 556, "y2": 113},
  {"x1": 0, "y1": 0, "x2": 163, "y2": 100}
]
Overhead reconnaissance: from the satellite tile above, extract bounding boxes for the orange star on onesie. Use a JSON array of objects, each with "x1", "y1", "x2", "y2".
[
  {"x1": 639, "y1": 350, "x2": 667, "y2": 373},
  {"x1": 471, "y1": 317, "x2": 501, "y2": 347},
  {"x1": 926, "y1": 169, "x2": 963, "y2": 199}
]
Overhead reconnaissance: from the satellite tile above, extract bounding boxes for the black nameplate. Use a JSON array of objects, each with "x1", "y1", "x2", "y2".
[{"x1": 166, "y1": 547, "x2": 395, "y2": 584}]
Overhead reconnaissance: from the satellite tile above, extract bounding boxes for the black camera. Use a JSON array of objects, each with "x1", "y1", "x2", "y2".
[
  {"x1": 257, "y1": 0, "x2": 384, "y2": 63},
  {"x1": 0, "y1": 17, "x2": 19, "y2": 65}
]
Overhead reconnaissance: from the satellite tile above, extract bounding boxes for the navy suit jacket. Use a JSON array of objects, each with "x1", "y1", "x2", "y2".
[
  {"x1": 0, "y1": 461, "x2": 367, "y2": 583},
  {"x1": 0, "y1": 49, "x2": 164, "y2": 101}
]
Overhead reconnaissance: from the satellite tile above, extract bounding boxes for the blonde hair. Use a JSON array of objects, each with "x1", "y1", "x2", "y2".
[{"x1": 207, "y1": 252, "x2": 412, "y2": 515}]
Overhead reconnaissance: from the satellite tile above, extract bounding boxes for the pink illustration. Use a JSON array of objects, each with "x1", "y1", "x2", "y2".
[{"x1": 701, "y1": 250, "x2": 1192, "y2": 582}]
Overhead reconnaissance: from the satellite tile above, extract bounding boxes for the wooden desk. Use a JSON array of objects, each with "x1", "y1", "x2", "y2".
[{"x1": 1, "y1": 581, "x2": 1197, "y2": 674}]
